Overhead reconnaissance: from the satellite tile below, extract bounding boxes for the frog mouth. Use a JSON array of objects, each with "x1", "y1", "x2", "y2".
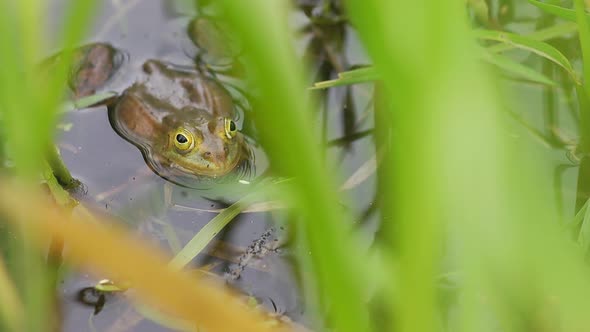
[
  {"x1": 168, "y1": 157, "x2": 240, "y2": 178},
  {"x1": 142, "y1": 153, "x2": 253, "y2": 189}
]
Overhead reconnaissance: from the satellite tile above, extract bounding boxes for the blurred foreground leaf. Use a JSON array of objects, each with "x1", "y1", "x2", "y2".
[
  {"x1": 218, "y1": 1, "x2": 371, "y2": 331},
  {"x1": 0, "y1": 181, "x2": 283, "y2": 332},
  {"x1": 0, "y1": 1, "x2": 99, "y2": 330},
  {"x1": 346, "y1": 0, "x2": 590, "y2": 331},
  {"x1": 0, "y1": 256, "x2": 22, "y2": 332}
]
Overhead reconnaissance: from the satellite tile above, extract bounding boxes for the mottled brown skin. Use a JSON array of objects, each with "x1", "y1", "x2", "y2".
[
  {"x1": 69, "y1": 43, "x2": 119, "y2": 98},
  {"x1": 109, "y1": 60, "x2": 249, "y2": 179}
]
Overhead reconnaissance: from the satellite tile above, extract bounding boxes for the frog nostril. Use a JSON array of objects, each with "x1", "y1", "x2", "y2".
[{"x1": 203, "y1": 151, "x2": 212, "y2": 158}]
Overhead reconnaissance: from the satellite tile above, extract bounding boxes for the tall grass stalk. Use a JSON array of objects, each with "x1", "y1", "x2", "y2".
[
  {"x1": 346, "y1": 0, "x2": 590, "y2": 331},
  {"x1": 572, "y1": 0, "x2": 590, "y2": 213},
  {"x1": 218, "y1": 1, "x2": 370, "y2": 331},
  {"x1": 0, "y1": 1, "x2": 96, "y2": 330}
]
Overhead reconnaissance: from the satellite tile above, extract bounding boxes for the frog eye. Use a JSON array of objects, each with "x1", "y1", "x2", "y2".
[
  {"x1": 224, "y1": 118, "x2": 237, "y2": 139},
  {"x1": 173, "y1": 128, "x2": 194, "y2": 152}
]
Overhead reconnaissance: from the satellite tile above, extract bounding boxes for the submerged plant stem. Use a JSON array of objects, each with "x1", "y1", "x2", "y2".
[{"x1": 46, "y1": 146, "x2": 78, "y2": 189}]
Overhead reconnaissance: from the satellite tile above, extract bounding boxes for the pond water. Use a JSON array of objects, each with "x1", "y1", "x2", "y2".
[{"x1": 53, "y1": 0, "x2": 377, "y2": 331}]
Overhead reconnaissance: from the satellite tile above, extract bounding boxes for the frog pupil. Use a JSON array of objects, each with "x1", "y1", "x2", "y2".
[
  {"x1": 176, "y1": 134, "x2": 188, "y2": 144},
  {"x1": 229, "y1": 121, "x2": 236, "y2": 131}
]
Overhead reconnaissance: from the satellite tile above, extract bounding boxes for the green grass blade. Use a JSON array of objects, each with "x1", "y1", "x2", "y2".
[
  {"x1": 467, "y1": 0, "x2": 489, "y2": 24},
  {"x1": 41, "y1": 0, "x2": 101, "y2": 125},
  {"x1": 475, "y1": 29, "x2": 580, "y2": 84},
  {"x1": 217, "y1": 1, "x2": 371, "y2": 331},
  {"x1": 0, "y1": 2, "x2": 97, "y2": 331},
  {"x1": 338, "y1": 66, "x2": 378, "y2": 79},
  {"x1": 312, "y1": 66, "x2": 379, "y2": 89},
  {"x1": 0, "y1": 3, "x2": 38, "y2": 176},
  {"x1": 168, "y1": 193, "x2": 259, "y2": 270},
  {"x1": 574, "y1": 0, "x2": 590, "y2": 94},
  {"x1": 0, "y1": 256, "x2": 23, "y2": 332},
  {"x1": 313, "y1": 50, "x2": 558, "y2": 89},
  {"x1": 60, "y1": 92, "x2": 118, "y2": 112},
  {"x1": 344, "y1": 0, "x2": 464, "y2": 330},
  {"x1": 312, "y1": 77, "x2": 373, "y2": 89},
  {"x1": 528, "y1": 0, "x2": 589, "y2": 22},
  {"x1": 487, "y1": 22, "x2": 578, "y2": 53},
  {"x1": 344, "y1": 0, "x2": 590, "y2": 331},
  {"x1": 577, "y1": 199, "x2": 590, "y2": 251},
  {"x1": 480, "y1": 50, "x2": 557, "y2": 86}
]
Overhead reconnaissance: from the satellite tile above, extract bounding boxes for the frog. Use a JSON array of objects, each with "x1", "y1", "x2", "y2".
[
  {"x1": 107, "y1": 59, "x2": 253, "y2": 187},
  {"x1": 52, "y1": 42, "x2": 253, "y2": 187}
]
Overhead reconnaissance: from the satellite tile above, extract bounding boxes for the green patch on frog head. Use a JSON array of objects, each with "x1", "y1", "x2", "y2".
[{"x1": 159, "y1": 115, "x2": 246, "y2": 178}]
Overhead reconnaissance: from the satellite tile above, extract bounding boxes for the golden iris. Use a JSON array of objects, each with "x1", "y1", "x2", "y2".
[
  {"x1": 173, "y1": 128, "x2": 194, "y2": 152},
  {"x1": 224, "y1": 118, "x2": 237, "y2": 139}
]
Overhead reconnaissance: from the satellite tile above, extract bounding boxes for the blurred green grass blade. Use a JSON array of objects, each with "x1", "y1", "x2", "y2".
[
  {"x1": 344, "y1": 0, "x2": 590, "y2": 331},
  {"x1": 313, "y1": 50, "x2": 558, "y2": 89},
  {"x1": 0, "y1": 3, "x2": 52, "y2": 331},
  {"x1": 344, "y1": 0, "x2": 459, "y2": 330},
  {"x1": 338, "y1": 66, "x2": 378, "y2": 79},
  {"x1": 0, "y1": 2, "x2": 37, "y2": 175},
  {"x1": 42, "y1": 164, "x2": 72, "y2": 206},
  {"x1": 0, "y1": 256, "x2": 23, "y2": 332},
  {"x1": 168, "y1": 192, "x2": 259, "y2": 270},
  {"x1": 574, "y1": 0, "x2": 590, "y2": 96},
  {"x1": 504, "y1": 108, "x2": 554, "y2": 148},
  {"x1": 0, "y1": 2, "x2": 97, "y2": 331},
  {"x1": 61, "y1": 92, "x2": 118, "y2": 112},
  {"x1": 573, "y1": 0, "x2": 590, "y2": 221},
  {"x1": 480, "y1": 50, "x2": 557, "y2": 86},
  {"x1": 528, "y1": 0, "x2": 589, "y2": 22},
  {"x1": 311, "y1": 77, "x2": 368, "y2": 89},
  {"x1": 467, "y1": 0, "x2": 489, "y2": 24},
  {"x1": 312, "y1": 66, "x2": 379, "y2": 89},
  {"x1": 577, "y1": 198, "x2": 590, "y2": 251},
  {"x1": 570, "y1": 198, "x2": 589, "y2": 232},
  {"x1": 0, "y1": 0, "x2": 98, "y2": 175},
  {"x1": 217, "y1": 1, "x2": 371, "y2": 331},
  {"x1": 487, "y1": 22, "x2": 578, "y2": 53},
  {"x1": 475, "y1": 29, "x2": 580, "y2": 84},
  {"x1": 41, "y1": 0, "x2": 100, "y2": 124}
]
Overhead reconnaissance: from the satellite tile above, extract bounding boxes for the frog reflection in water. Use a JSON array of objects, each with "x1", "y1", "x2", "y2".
[{"x1": 108, "y1": 60, "x2": 252, "y2": 186}]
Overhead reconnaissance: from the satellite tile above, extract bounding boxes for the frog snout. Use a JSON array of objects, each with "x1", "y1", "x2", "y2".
[{"x1": 201, "y1": 150, "x2": 226, "y2": 164}]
